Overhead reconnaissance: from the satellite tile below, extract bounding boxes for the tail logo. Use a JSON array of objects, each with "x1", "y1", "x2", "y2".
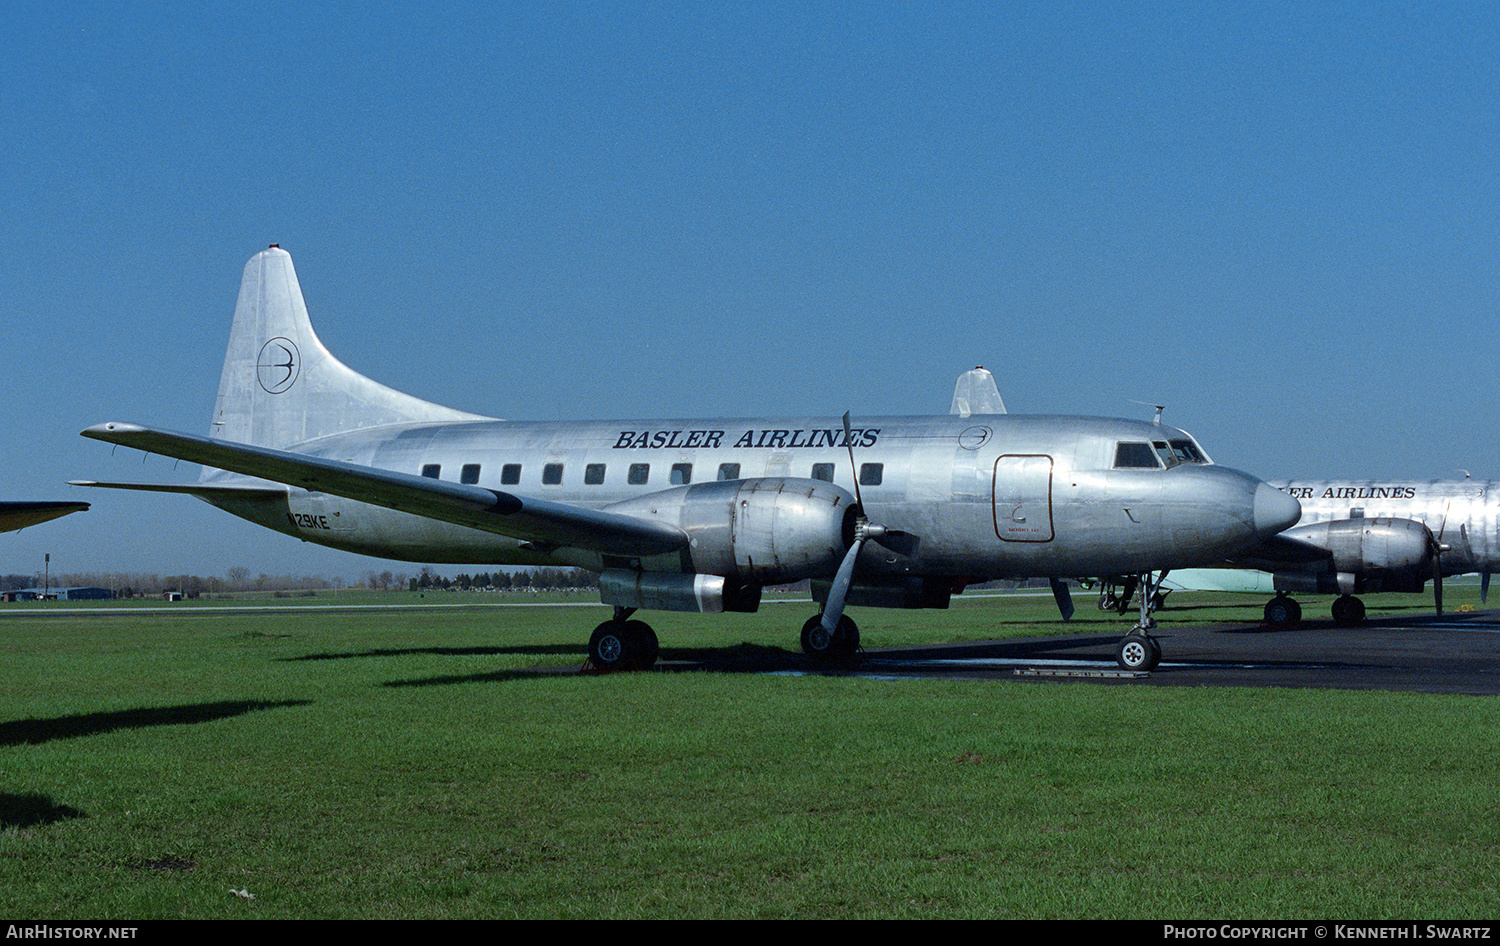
[{"x1": 257, "y1": 338, "x2": 301, "y2": 394}]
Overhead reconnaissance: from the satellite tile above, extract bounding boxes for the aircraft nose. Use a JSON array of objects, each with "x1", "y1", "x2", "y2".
[{"x1": 1252, "y1": 482, "x2": 1301, "y2": 537}]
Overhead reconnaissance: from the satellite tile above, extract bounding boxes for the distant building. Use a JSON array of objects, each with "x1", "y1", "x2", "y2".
[{"x1": 2, "y1": 587, "x2": 115, "y2": 601}]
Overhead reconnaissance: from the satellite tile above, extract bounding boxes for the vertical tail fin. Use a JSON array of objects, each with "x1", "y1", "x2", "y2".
[
  {"x1": 208, "y1": 246, "x2": 492, "y2": 452},
  {"x1": 949, "y1": 366, "x2": 1006, "y2": 417}
]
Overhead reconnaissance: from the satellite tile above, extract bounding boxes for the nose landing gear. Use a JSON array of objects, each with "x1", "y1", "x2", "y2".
[{"x1": 1114, "y1": 571, "x2": 1167, "y2": 671}]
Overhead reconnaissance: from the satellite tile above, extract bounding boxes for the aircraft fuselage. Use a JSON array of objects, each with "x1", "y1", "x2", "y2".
[
  {"x1": 202, "y1": 413, "x2": 1288, "y2": 583},
  {"x1": 1276, "y1": 479, "x2": 1500, "y2": 577}
]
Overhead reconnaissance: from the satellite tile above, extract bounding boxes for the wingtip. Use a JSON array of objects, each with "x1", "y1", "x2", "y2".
[{"x1": 81, "y1": 422, "x2": 146, "y2": 439}]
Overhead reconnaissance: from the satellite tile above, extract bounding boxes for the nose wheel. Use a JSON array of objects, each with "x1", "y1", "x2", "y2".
[{"x1": 1116, "y1": 633, "x2": 1161, "y2": 671}]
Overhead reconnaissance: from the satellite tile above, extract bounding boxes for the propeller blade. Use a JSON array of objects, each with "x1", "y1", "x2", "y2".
[
  {"x1": 1484, "y1": 571, "x2": 1491, "y2": 604},
  {"x1": 872, "y1": 530, "x2": 919, "y2": 557},
  {"x1": 1050, "y1": 578, "x2": 1075, "y2": 621},
  {"x1": 1432, "y1": 544, "x2": 1444, "y2": 616},
  {"x1": 820, "y1": 537, "x2": 865, "y2": 635},
  {"x1": 841, "y1": 412, "x2": 863, "y2": 508}
]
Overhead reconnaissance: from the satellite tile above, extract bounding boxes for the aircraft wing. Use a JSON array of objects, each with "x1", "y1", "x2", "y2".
[
  {"x1": 0, "y1": 501, "x2": 89, "y2": 533},
  {"x1": 1220, "y1": 532, "x2": 1333, "y2": 571},
  {"x1": 79, "y1": 423, "x2": 689, "y2": 557}
]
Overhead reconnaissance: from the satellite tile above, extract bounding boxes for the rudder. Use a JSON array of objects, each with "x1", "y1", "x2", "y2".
[{"x1": 208, "y1": 246, "x2": 491, "y2": 452}]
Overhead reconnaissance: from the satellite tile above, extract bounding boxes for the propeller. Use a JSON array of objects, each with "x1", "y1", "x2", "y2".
[
  {"x1": 1050, "y1": 579, "x2": 1075, "y2": 621},
  {"x1": 1432, "y1": 512, "x2": 1453, "y2": 617},
  {"x1": 1483, "y1": 571, "x2": 1491, "y2": 604},
  {"x1": 1430, "y1": 535, "x2": 1451, "y2": 616},
  {"x1": 820, "y1": 413, "x2": 883, "y2": 637}
]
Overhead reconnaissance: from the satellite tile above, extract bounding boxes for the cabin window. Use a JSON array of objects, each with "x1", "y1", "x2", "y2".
[
  {"x1": 543, "y1": 463, "x2": 563, "y2": 485},
  {"x1": 421, "y1": 464, "x2": 441, "y2": 479},
  {"x1": 671, "y1": 463, "x2": 692, "y2": 485},
  {"x1": 1350, "y1": 507, "x2": 1365, "y2": 519},
  {"x1": 1113, "y1": 443, "x2": 1161, "y2": 469},
  {"x1": 811, "y1": 463, "x2": 835, "y2": 482},
  {"x1": 501, "y1": 464, "x2": 521, "y2": 485},
  {"x1": 460, "y1": 464, "x2": 481, "y2": 485},
  {"x1": 717, "y1": 463, "x2": 741, "y2": 481},
  {"x1": 585, "y1": 463, "x2": 606, "y2": 485},
  {"x1": 629, "y1": 463, "x2": 650, "y2": 485},
  {"x1": 859, "y1": 463, "x2": 883, "y2": 487}
]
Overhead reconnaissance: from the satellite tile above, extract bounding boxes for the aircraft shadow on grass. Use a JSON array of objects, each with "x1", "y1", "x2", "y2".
[
  {"x1": 0, "y1": 793, "x2": 86, "y2": 829},
  {"x1": 289, "y1": 644, "x2": 582, "y2": 662},
  {"x1": 376, "y1": 637, "x2": 1131, "y2": 689},
  {"x1": 0, "y1": 699, "x2": 310, "y2": 747}
]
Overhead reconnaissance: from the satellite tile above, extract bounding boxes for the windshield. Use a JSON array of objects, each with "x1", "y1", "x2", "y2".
[{"x1": 1169, "y1": 439, "x2": 1208, "y2": 464}]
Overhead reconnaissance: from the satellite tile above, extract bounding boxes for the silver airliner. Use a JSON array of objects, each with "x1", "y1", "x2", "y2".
[
  {"x1": 75, "y1": 246, "x2": 1301, "y2": 670},
  {"x1": 1163, "y1": 478, "x2": 1498, "y2": 626}
]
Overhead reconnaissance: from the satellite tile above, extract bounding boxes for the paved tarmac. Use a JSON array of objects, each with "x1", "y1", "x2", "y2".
[
  {"x1": 674, "y1": 607, "x2": 1500, "y2": 695},
  {"x1": 16, "y1": 597, "x2": 1498, "y2": 694}
]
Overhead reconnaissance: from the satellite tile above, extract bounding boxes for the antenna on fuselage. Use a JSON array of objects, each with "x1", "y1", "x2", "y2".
[{"x1": 1126, "y1": 399, "x2": 1166, "y2": 425}]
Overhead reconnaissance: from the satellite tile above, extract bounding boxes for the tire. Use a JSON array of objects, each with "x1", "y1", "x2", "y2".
[
  {"x1": 802, "y1": 614, "x2": 860, "y2": 660},
  {"x1": 1263, "y1": 596, "x2": 1301, "y2": 626},
  {"x1": 1331, "y1": 596, "x2": 1366, "y2": 627},
  {"x1": 588, "y1": 621, "x2": 632, "y2": 671},
  {"x1": 625, "y1": 620, "x2": 659, "y2": 668},
  {"x1": 1117, "y1": 634, "x2": 1159, "y2": 671}
]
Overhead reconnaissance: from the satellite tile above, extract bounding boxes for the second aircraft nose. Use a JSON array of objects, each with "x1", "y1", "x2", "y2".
[{"x1": 1253, "y1": 482, "x2": 1302, "y2": 537}]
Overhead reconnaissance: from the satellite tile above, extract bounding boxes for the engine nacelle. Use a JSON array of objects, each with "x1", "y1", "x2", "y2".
[
  {"x1": 598, "y1": 570, "x2": 764, "y2": 613},
  {"x1": 603, "y1": 477, "x2": 856, "y2": 585},
  {"x1": 1283, "y1": 517, "x2": 1435, "y2": 591}
]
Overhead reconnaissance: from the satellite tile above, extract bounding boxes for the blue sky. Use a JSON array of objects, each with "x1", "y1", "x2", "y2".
[{"x1": 2, "y1": 2, "x2": 1497, "y2": 581}]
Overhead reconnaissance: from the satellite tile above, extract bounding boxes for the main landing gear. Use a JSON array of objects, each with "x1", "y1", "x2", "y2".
[
  {"x1": 1261, "y1": 593, "x2": 1366, "y2": 627},
  {"x1": 1114, "y1": 571, "x2": 1168, "y2": 672},
  {"x1": 586, "y1": 607, "x2": 660, "y2": 672},
  {"x1": 584, "y1": 605, "x2": 863, "y2": 672}
]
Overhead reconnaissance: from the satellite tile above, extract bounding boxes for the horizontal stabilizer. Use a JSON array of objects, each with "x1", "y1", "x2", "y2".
[
  {"x1": 81, "y1": 423, "x2": 689, "y2": 558},
  {"x1": 0, "y1": 501, "x2": 88, "y2": 534},
  {"x1": 70, "y1": 481, "x2": 288, "y2": 499}
]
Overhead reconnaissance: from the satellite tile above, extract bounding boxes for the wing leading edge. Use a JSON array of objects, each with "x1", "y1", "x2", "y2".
[{"x1": 78, "y1": 423, "x2": 689, "y2": 558}]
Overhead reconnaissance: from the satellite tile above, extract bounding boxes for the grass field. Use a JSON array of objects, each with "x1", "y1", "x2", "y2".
[{"x1": 3, "y1": 587, "x2": 1499, "y2": 919}]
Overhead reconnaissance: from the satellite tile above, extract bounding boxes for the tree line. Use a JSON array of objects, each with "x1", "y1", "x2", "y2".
[{"x1": 0, "y1": 566, "x2": 599, "y2": 598}]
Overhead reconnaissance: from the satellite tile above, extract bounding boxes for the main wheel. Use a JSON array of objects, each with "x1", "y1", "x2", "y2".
[
  {"x1": 589, "y1": 621, "x2": 633, "y2": 671},
  {"x1": 588, "y1": 620, "x2": 659, "y2": 671},
  {"x1": 1116, "y1": 634, "x2": 1160, "y2": 671},
  {"x1": 1331, "y1": 595, "x2": 1366, "y2": 627},
  {"x1": 801, "y1": 614, "x2": 860, "y2": 660},
  {"x1": 1263, "y1": 595, "x2": 1301, "y2": 626},
  {"x1": 625, "y1": 620, "x2": 660, "y2": 668}
]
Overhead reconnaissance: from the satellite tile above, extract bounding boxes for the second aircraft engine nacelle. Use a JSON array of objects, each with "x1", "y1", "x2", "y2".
[
  {"x1": 602, "y1": 477, "x2": 856, "y2": 585},
  {"x1": 1283, "y1": 517, "x2": 1436, "y2": 592}
]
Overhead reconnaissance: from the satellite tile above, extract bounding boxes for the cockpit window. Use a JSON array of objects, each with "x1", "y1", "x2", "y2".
[
  {"x1": 1153, "y1": 441, "x2": 1179, "y2": 468},
  {"x1": 1114, "y1": 442, "x2": 1162, "y2": 469},
  {"x1": 1169, "y1": 439, "x2": 1207, "y2": 464}
]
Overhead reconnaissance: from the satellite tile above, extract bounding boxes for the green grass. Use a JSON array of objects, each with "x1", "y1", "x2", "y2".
[{"x1": 2, "y1": 588, "x2": 1498, "y2": 918}]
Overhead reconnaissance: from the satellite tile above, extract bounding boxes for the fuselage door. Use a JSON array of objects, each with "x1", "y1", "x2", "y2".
[{"x1": 994, "y1": 454, "x2": 1055, "y2": 542}]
